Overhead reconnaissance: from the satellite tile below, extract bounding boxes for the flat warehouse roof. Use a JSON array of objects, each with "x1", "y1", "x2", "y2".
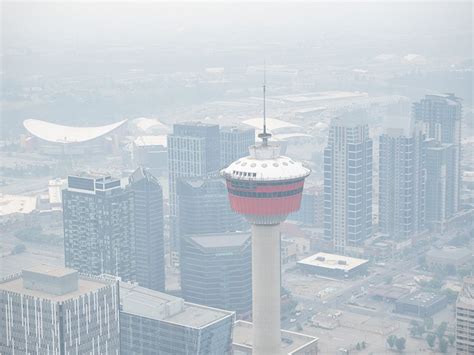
[{"x1": 297, "y1": 252, "x2": 369, "y2": 271}]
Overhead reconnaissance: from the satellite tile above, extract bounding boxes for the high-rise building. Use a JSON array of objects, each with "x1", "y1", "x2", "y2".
[
  {"x1": 456, "y1": 276, "x2": 474, "y2": 354},
  {"x1": 0, "y1": 265, "x2": 120, "y2": 354},
  {"x1": 324, "y1": 119, "x2": 373, "y2": 255},
  {"x1": 63, "y1": 175, "x2": 135, "y2": 282},
  {"x1": 424, "y1": 140, "x2": 457, "y2": 230},
  {"x1": 128, "y1": 167, "x2": 165, "y2": 291},
  {"x1": 63, "y1": 170, "x2": 166, "y2": 290},
  {"x1": 413, "y1": 93, "x2": 462, "y2": 215},
  {"x1": 378, "y1": 129, "x2": 426, "y2": 239},
  {"x1": 167, "y1": 122, "x2": 220, "y2": 262},
  {"x1": 221, "y1": 129, "x2": 310, "y2": 354},
  {"x1": 119, "y1": 282, "x2": 235, "y2": 355},
  {"x1": 177, "y1": 176, "x2": 246, "y2": 238},
  {"x1": 220, "y1": 125, "x2": 255, "y2": 168},
  {"x1": 181, "y1": 232, "x2": 252, "y2": 317}
]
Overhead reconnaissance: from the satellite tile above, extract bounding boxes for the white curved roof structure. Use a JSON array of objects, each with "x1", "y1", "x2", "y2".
[
  {"x1": 24, "y1": 119, "x2": 127, "y2": 144},
  {"x1": 243, "y1": 117, "x2": 302, "y2": 131},
  {"x1": 222, "y1": 144, "x2": 310, "y2": 181}
]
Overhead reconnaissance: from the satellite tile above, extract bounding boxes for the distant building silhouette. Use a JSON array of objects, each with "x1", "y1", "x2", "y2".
[
  {"x1": 0, "y1": 266, "x2": 120, "y2": 354},
  {"x1": 324, "y1": 119, "x2": 373, "y2": 255},
  {"x1": 167, "y1": 122, "x2": 220, "y2": 264},
  {"x1": 425, "y1": 140, "x2": 458, "y2": 230},
  {"x1": 128, "y1": 167, "x2": 165, "y2": 291},
  {"x1": 180, "y1": 232, "x2": 252, "y2": 317},
  {"x1": 220, "y1": 125, "x2": 255, "y2": 168},
  {"x1": 413, "y1": 93, "x2": 462, "y2": 227},
  {"x1": 177, "y1": 176, "x2": 246, "y2": 238},
  {"x1": 378, "y1": 128, "x2": 426, "y2": 239}
]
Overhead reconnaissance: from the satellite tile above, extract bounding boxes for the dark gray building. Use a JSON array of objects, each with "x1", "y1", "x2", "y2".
[
  {"x1": 63, "y1": 175, "x2": 135, "y2": 282},
  {"x1": 378, "y1": 129, "x2": 426, "y2": 240},
  {"x1": 289, "y1": 185, "x2": 324, "y2": 227},
  {"x1": 0, "y1": 265, "x2": 120, "y2": 355},
  {"x1": 324, "y1": 118, "x2": 373, "y2": 255},
  {"x1": 167, "y1": 122, "x2": 221, "y2": 264},
  {"x1": 180, "y1": 232, "x2": 252, "y2": 317},
  {"x1": 128, "y1": 167, "x2": 165, "y2": 291},
  {"x1": 120, "y1": 282, "x2": 235, "y2": 355},
  {"x1": 394, "y1": 291, "x2": 448, "y2": 317},
  {"x1": 220, "y1": 125, "x2": 255, "y2": 168},
  {"x1": 413, "y1": 93, "x2": 462, "y2": 219},
  {"x1": 177, "y1": 176, "x2": 246, "y2": 238}
]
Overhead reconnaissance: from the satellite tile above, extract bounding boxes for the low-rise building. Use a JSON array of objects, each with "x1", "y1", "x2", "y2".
[
  {"x1": 120, "y1": 282, "x2": 235, "y2": 354},
  {"x1": 233, "y1": 320, "x2": 318, "y2": 354},
  {"x1": 426, "y1": 247, "x2": 472, "y2": 270},
  {"x1": 394, "y1": 291, "x2": 448, "y2": 317},
  {"x1": 297, "y1": 252, "x2": 369, "y2": 279}
]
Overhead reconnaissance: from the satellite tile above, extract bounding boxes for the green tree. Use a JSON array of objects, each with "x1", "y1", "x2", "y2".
[
  {"x1": 356, "y1": 343, "x2": 361, "y2": 350},
  {"x1": 296, "y1": 322, "x2": 303, "y2": 332},
  {"x1": 361, "y1": 341, "x2": 366, "y2": 349},
  {"x1": 387, "y1": 335, "x2": 397, "y2": 348},
  {"x1": 447, "y1": 334, "x2": 455, "y2": 345},
  {"x1": 436, "y1": 322, "x2": 448, "y2": 340},
  {"x1": 395, "y1": 337, "x2": 406, "y2": 352},
  {"x1": 443, "y1": 289, "x2": 459, "y2": 304},
  {"x1": 439, "y1": 338, "x2": 448, "y2": 353},
  {"x1": 11, "y1": 243, "x2": 26, "y2": 255},
  {"x1": 424, "y1": 317, "x2": 434, "y2": 330},
  {"x1": 426, "y1": 334, "x2": 436, "y2": 348}
]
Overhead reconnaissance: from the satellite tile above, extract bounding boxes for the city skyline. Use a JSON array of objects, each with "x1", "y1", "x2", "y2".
[{"x1": 1, "y1": 2, "x2": 472, "y2": 354}]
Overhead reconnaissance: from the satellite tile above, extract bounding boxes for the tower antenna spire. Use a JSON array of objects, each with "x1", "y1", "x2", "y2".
[{"x1": 258, "y1": 60, "x2": 271, "y2": 146}]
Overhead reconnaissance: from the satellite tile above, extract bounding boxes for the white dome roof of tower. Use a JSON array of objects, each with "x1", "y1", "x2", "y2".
[{"x1": 222, "y1": 144, "x2": 310, "y2": 181}]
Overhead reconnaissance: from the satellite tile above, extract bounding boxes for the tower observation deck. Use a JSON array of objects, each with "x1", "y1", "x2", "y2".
[{"x1": 221, "y1": 138, "x2": 310, "y2": 354}]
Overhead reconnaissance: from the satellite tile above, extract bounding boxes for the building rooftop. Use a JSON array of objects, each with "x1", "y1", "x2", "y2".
[
  {"x1": 233, "y1": 320, "x2": 318, "y2": 355},
  {"x1": 457, "y1": 277, "x2": 474, "y2": 310},
  {"x1": 297, "y1": 252, "x2": 369, "y2": 271},
  {"x1": 131, "y1": 117, "x2": 170, "y2": 134},
  {"x1": 188, "y1": 232, "x2": 251, "y2": 250},
  {"x1": 397, "y1": 291, "x2": 446, "y2": 307},
  {"x1": 134, "y1": 135, "x2": 167, "y2": 147},
  {"x1": 23, "y1": 118, "x2": 127, "y2": 144},
  {"x1": 120, "y1": 283, "x2": 234, "y2": 329},
  {"x1": 0, "y1": 194, "x2": 37, "y2": 216},
  {"x1": 0, "y1": 266, "x2": 114, "y2": 302},
  {"x1": 426, "y1": 247, "x2": 472, "y2": 262},
  {"x1": 370, "y1": 285, "x2": 410, "y2": 300}
]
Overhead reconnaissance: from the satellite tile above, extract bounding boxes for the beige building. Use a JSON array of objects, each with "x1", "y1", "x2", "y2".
[{"x1": 456, "y1": 277, "x2": 474, "y2": 354}]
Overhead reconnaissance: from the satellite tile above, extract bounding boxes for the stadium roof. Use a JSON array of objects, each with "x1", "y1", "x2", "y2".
[
  {"x1": 243, "y1": 117, "x2": 302, "y2": 131},
  {"x1": 23, "y1": 119, "x2": 127, "y2": 144}
]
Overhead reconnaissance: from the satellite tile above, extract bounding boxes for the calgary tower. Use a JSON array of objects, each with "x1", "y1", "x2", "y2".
[{"x1": 221, "y1": 80, "x2": 310, "y2": 354}]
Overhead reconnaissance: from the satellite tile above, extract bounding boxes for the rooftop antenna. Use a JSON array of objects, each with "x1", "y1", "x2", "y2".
[{"x1": 258, "y1": 60, "x2": 271, "y2": 146}]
